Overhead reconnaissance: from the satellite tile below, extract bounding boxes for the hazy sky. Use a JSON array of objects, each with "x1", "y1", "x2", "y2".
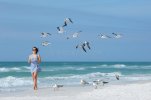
[{"x1": 0, "y1": 0, "x2": 151, "y2": 61}]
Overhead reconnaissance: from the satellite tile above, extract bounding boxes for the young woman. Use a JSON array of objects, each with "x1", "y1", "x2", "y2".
[{"x1": 28, "y1": 47, "x2": 41, "y2": 90}]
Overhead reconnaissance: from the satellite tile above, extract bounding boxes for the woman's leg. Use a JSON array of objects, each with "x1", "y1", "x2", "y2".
[
  {"x1": 32, "y1": 73, "x2": 36, "y2": 90},
  {"x1": 33, "y1": 72, "x2": 38, "y2": 90}
]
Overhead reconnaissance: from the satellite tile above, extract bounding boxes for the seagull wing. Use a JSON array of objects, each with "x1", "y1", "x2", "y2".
[
  {"x1": 57, "y1": 27, "x2": 60, "y2": 31},
  {"x1": 112, "y1": 33, "x2": 117, "y2": 36},
  {"x1": 76, "y1": 45, "x2": 79, "y2": 49},
  {"x1": 47, "y1": 33, "x2": 51, "y2": 35},
  {"x1": 107, "y1": 35, "x2": 112, "y2": 38},
  {"x1": 60, "y1": 27, "x2": 64, "y2": 32},
  {"x1": 78, "y1": 30, "x2": 82, "y2": 33},
  {"x1": 103, "y1": 81, "x2": 109, "y2": 84},
  {"x1": 68, "y1": 18, "x2": 73, "y2": 23},
  {"x1": 58, "y1": 85, "x2": 63, "y2": 87},
  {"x1": 67, "y1": 37, "x2": 70, "y2": 39},
  {"x1": 63, "y1": 21, "x2": 67, "y2": 27},
  {"x1": 42, "y1": 42, "x2": 45, "y2": 46},
  {"x1": 82, "y1": 45, "x2": 87, "y2": 52},
  {"x1": 86, "y1": 42, "x2": 91, "y2": 49},
  {"x1": 41, "y1": 32, "x2": 44, "y2": 35}
]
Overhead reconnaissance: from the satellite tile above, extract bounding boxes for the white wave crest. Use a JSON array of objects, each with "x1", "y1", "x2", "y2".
[
  {"x1": 0, "y1": 67, "x2": 21, "y2": 72},
  {"x1": 113, "y1": 64, "x2": 126, "y2": 68},
  {"x1": 45, "y1": 72, "x2": 122, "y2": 80},
  {"x1": 0, "y1": 76, "x2": 32, "y2": 88}
]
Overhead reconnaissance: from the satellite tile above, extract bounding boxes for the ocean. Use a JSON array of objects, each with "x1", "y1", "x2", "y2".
[{"x1": 0, "y1": 62, "x2": 151, "y2": 93}]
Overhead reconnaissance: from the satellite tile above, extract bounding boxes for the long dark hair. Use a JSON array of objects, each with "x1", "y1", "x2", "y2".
[{"x1": 32, "y1": 47, "x2": 39, "y2": 54}]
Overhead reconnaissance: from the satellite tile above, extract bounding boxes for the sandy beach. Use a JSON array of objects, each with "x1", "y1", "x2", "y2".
[{"x1": 0, "y1": 81, "x2": 151, "y2": 100}]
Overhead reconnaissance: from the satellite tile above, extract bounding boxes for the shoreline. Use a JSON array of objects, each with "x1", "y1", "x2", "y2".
[{"x1": 1, "y1": 80, "x2": 151, "y2": 100}]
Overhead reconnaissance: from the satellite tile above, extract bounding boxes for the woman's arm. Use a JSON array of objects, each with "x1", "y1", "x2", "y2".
[
  {"x1": 38, "y1": 54, "x2": 41, "y2": 64},
  {"x1": 28, "y1": 56, "x2": 31, "y2": 63}
]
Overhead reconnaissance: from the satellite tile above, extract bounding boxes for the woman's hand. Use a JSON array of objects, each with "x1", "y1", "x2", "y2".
[
  {"x1": 38, "y1": 54, "x2": 41, "y2": 64},
  {"x1": 28, "y1": 56, "x2": 31, "y2": 64}
]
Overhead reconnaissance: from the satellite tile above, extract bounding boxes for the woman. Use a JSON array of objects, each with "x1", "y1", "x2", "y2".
[{"x1": 28, "y1": 47, "x2": 41, "y2": 90}]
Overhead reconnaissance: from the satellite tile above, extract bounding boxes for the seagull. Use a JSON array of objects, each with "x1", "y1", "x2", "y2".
[
  {"x1": 57, "y1": 26, "x2": 65, "y2": 33},
  {"x1": 76, "y1": 44, "x2": 87, "y2": 52},
  {"x1": 93, "y1": 79, "x2": 101, "y2": 85},
  {"x1": 93, "y1": 79, "x2": 109, "y2": 86},
  {"x1": 112, "y1": 33, "x2": 122, "y2": 38},
  {"x1": 72, "y1": 31, "x2": 82, "y2": 38},
  {"x1": 92, "y1": 82, "x2": 98, "y2": 89},
  {"x1": 63, "y1": 18, "x2": 73, "y2": 27},
  {"x1": 40, "y1": 32, "x2": 51, "y2": 38},
  {"x1": 42, "y1": 41, "x2": 51, "y2": 46},
  {"x1": 80, "y1": 79, "x2": 89, "y2": 86},
  {"x1": 52, "y1": 84, "x2": 64, "y2": 91},
  {"x1": 93, "y1": 79, "x2": 108, "y2": 89},
  {"x1": 72, "y1": 32, "x2": 79, "y2": 38},
  {"x1": 76, "y1": 41, "x2": 91, "y2": 52},
  {"x1": 67, "y1": 31, "x2": 82, "y2": 39},
  {"x1": 115, "y1": 74, "x2": 120, "y2": 80},
  {"x1": 98, "y1": 34, "x2": 111, "y2": 39},
  {"x1": 92, "y1": 79, "x2": 101, "y2": 89}
]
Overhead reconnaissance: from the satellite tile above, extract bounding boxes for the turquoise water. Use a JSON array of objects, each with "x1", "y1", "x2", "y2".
[{"x1": 0, "y1": 62, "x2": 151, "y2": 92}]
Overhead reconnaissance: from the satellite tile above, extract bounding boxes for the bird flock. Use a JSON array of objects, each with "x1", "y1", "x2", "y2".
[
  {"x1": 39, "y1": 18, "x2": 123, "y2": 53},
  {"x1": 80, "y1": 73, "x2": 119, "y2": 89},
  {"x1": 51, "y1": 73, "x2": 120, "y2": 91},
  {"x1": 39, "y1": 18, "x2": 122, "y2": 91}
]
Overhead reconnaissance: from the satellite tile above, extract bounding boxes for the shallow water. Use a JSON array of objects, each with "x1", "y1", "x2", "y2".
[{"x1": 0, "y1": 62, "x2": 151, "y2": 92}]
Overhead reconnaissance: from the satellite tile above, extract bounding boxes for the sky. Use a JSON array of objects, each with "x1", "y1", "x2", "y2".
[{"x1": 0, "y1": 0, "x2": 151, "y2": 62}]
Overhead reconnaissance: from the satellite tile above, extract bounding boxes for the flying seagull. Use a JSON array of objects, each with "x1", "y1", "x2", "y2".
[
  {"x1": 112, "y1": 33, "x2": 122, "y2": 38},
  {"x1": 42, "y1": 41, "x2": 51, "y2": 46},
  {"x1": 76, "y1": 44, "x2": 87, "y2": 52},
  {"x1": 98, "y1": 34, "x2": 111, "y2": 39},
  {"x1": 40, "y1": 32, "x2": 51, "y2": 38},
  {"x1": 67, "y1": 31, "x2": 82, "y2": 39},
  {"x1": 73, "y1": 31, "x2": 82, "y2": 38},
  {"x1": 63, "y1": 18, "x2": 73, "y2": 27},
  {"x1": 76, "y1": 41, "x2": 91, "y2": 52},
  {"x1": 57, "y1": 26, "x2": 65, "y2": 34}
]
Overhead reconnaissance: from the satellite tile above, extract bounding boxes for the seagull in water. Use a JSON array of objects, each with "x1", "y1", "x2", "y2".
[
  {"x1": 63, "y1": 18, "x2": 73, "y2": 27},
  {"x1": 67, "y1": 31, "x2": 82, "y2": 39},
  {"x1": 76, "y1": 41, "x2": 91, "y2": 53},
  {"x1": 57, "y1": 26, "x2": 65, "y2": 34},
  {"x1": 52, "y1": 84, "x2": 64, "y2": 91},
  {"x1": 112, "y1": 33, "x2": 122, "y2": 38},
  {"x1": 42, "y1": 41, "x2": 51, "y2": 46},
  {"x1": 98, "y1": 34, "x2": 111, "y2": 39},
  {"x1": 40, "y1": 32, "x2": 51, "y2": 38}
]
